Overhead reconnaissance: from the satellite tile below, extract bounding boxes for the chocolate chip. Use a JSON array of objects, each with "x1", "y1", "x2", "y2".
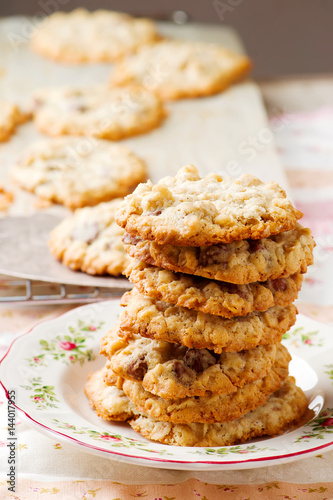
[
  {"x1": 76, "y1": 105, "x2": 89, "y2": 113},
  {"x1": 248, "y1": 240, "x2": 264, "y2": 252},
  {"x1": 200, "y1": 245, "x2": 228, "y2": 266},
  {"x1": 236, "y1": 284, "x2": 250, "y2": 300},
  {"x1": 71, "y1": 222, "x2": 99, "y2": 244},
  {"x1": 122, "y1": 233, "x2": 142, "y2": 245},
  {"x1": 147, "y1": 210, "x2": 162, "y2": 216},
  {"x1": 68, "y1": 103, "x2": 89, "y2": 113},
  {"x1": 126, "y1": 355, "x2": 148, "y2": 380},
  {"x1": 173, "y1": 360, "x2": 189, "y2": 378},
  {"x1": 183, "y1": 348, "x2": 216, "y2": 373},
  {"x1": 271, "y1": 278, "x2": 287, "y2": 292}
]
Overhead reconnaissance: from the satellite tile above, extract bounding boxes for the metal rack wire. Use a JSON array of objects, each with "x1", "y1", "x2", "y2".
[{"x1": 0, "y1": 275, "x2": 129, "y2": 305}]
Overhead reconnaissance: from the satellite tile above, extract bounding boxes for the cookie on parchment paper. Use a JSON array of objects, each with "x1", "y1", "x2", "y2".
[
  {"x1": 115, "y1": 165, "x2": 303, "y2": 247},
  {"x1": 122, "y1": 347, "x2": 290, "y2": 423},
  {"x1": 32, "y1": 85, "x2": 166, "y2": 140},
  {"x1": 0, "y1": 102, "x2": 30, "y2": 142},
  {"x1": 101, "y1": 325, "x2": 281, "y2": 399},
  {"x1": 12, "y1": 138, "x2": 147, "y2": 209},
  {"x1": 110, "y1": 39, "x2": 251, "y2": 100},
  {"x1": 31, "y1": 9, "x2": 159, "y2": 63}
]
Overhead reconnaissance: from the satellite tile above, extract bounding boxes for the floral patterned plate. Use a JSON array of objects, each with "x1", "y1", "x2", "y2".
[{"x1": 0, "y1": 299, "x2": 333, "y2": 471}]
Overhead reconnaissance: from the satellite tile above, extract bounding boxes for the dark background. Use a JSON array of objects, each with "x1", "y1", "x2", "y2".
[{"x1": 1, "y1": 0, "x2": 333, "y2": 78}]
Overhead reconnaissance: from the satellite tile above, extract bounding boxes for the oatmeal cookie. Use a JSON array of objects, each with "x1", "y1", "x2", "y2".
[
  {"x1": 130, "y1": 377, "x2": 308, "y2": 446},
  {"x1": 31, "y1": 9, "x2": 159, "y2": 63},
  {"x1": 118, "y1": 288, "x2": 297, "y2": 353},
  {"x1": 0, "y1": 102, "x2": 30, "y2": 142},
  {"x1": 123, "y1": 223, "x2": 314, "y2": 283},
  {"x1": 115, "y1": 165, "x2": 303, "y2": 246},
  {"x1": 12, "y1": 137, "x2": 147, "y2": 209},
  {"x1": 32, "y1": 85, "x2": 166, "y2": 140},
  {"x1": 122, "y1": 349, "x2": 290, "y2": 423},
  {"x1": 101, "y1": 325, "x2": 282, "y2": 398},
  {"x1": 84, "y1": 367, "x2": 138, "y2": 421},
  {"x1": 110, "y1": 39, "x2": 251, "y2": 100},
  {"x1": 49, "y1": 199, "x2": 132, "y2": 275},
  {"x1": 125, "y1": 259, "x2": 302, "y2": 316}
]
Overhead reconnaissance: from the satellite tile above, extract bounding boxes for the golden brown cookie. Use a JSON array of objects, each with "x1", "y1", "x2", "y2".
[
  {"x1": 118, "y1": 288, "x2": 297, "y2": 353},
  {"x1": 0, "y1": 102, "x2": 30, "y2": 142},
  {"x1": 12, "y1": 138, "x2": 147, "y2": 209},
  {"x1": 122, "y1": 348, "x2": 290, "y2": 423},
  {"x1": 84, "y1": 367, "x2": 138, "y2": 421},
  {"x1": 115, "y1": 165, "x2": 303, "y2": 246},
  {"x1": 49, "y1": 200, "x2": 131, "y2": 276},
  {"x1": 130, "y1": 377, "x2": 308, "y2": 446},
  {"x1": 31, "y1": 9, "x2": 159, "y2": 63},
  {"x1": 32, "y1": 85, "x2": 166, "y2": 140},
  {"x1": 122, "y1": 223, "x2": 314, "y2": 284},
  {"x1": 110, "y1": 39, "x2": 251, "y2": 100},
  {"x1": 124, "y1": 259, "x2": 302, "y2": 317},
  {"x1": 101, "y1": 325, "x2": 281, "y2": 398}
]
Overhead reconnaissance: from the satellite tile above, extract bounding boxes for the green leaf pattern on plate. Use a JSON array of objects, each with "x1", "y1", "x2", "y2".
[
  {"x1": 20, "y1": 377, "x2": 60, "y2": 410},
  {"x1": 294, "y1": 408, "x2": 333, "y2": 443},
  {"x1": 192, "y1": 444, "x2": 276, "y2": 456},
  {"x1": 52, "y1": 419, "x2": 173, "y2": 455},
  {"x1": 282, "y1": 326, "x2": 323, "y2": 347}
]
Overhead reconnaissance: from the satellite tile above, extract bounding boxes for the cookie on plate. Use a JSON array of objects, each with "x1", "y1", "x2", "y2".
[
  {"x1": 49, "y1": 199, "x2": 132, "y2": 276},
  {"x1": 85, "y1": 371, "x2": 307, "y2": 446},
  {"x1": 0, "y1": 102, "x2": 30, "y2": 142},
  {"x1": 115, "y1": 165, "x2": 303, "y2": 246},
  {"x1": 118, "y1": 288, "x2": 297, "y2": 353},
  {"x1": 124, "y1": 259, "x2": 302, "y2": 317},
  {"x1": 31, "y1": 9, "x2": 159, "y2": 63},
  {"x1": 32, "y1": 85, "x2": 166, "y2": 140},
  {"x1": 110, "y1": 39, "x2": 251, "y2": 100},
  {"x1": 84, "y1": 368, "x2": 138, "y2": 421},
  {"x1": 101, "y1": 325, "x2": 282, "y2": 398},
  {"x1": 130, "y1": 377, "x2": 308, "y2": 446},
  {"x1": 12, "y1": 137, "x2": 147, "y2": 209},
  {"x1": 123, "y1": 223, "x2": 314, "y2": 284},
  {"x1": 122, "y1": 348, "x2": 290, "y2": 423}
]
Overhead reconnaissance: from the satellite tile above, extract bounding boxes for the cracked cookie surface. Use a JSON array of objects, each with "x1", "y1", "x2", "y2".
[
  {"x1": 130, "y1": 377, "x2": 307, "y2": 446},
  {"x1": 118, "y1": 288, "x2": 297, "y2": 353},
  {"x1": 116, "y1": 165, "x2": 303, "y2": 246},
  {"x1": 32, "y1": 85, "x2": 166, "y2": 140},
  {"x1": 12, "y1": 137, "x2": 147, "y2": 209},
  {"x1": 85, "y1": 372, "x2": 307, "y2": 446},
  {"x1": 122, "y1": 348, "x2": 290, "y2": 423},
  {"x1": 125, "y1": 259, "x2": 302, "y2": 316},
  {"x1": 101, "y1": 326, "x2": 281, "y2": 399},
  {"x1": 123, "y1": 223, "x2": 314, "y2": 283}
]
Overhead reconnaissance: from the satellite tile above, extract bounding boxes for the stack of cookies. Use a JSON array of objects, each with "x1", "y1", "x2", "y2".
[{"x1": 85, "y1": 165, "x2": 315, "y2": 447}]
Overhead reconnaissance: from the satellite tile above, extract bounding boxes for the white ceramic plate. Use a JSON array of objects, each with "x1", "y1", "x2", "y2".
[{"x1": 1, "y1": 300, "x2": 333, "y2": 470}]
